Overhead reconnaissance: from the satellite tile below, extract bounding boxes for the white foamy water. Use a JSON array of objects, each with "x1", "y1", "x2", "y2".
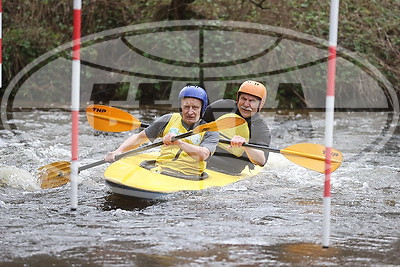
[
  {"x1": 0, "y1": 110, "x2": 399, "y2": 265},
  {"x1": 0, "y1": 166, "x2": 40, "y2": 191}
]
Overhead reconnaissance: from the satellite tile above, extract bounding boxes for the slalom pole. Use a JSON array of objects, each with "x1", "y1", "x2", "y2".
[
  {"x1": 71, "y1": 0, "x2": 81, "y2": 211},
  {"x1": 0, "y1": 0, "x2": 2, "y2": 88},
  {"x1": 323, "y1": 0, "x2": 340, "y2": 248}
]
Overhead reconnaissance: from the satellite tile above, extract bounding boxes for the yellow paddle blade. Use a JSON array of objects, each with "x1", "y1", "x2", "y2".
[
  {"x1": 193, "y1": 114, "x2": 246, "y2": 134},
  {"x1": 86, "y1": 105, "x2": 142, "y2": 132},
  {"x1": 38, "y1": 161, "x2": 71, "y2": 189},
  {"x1": 281, "y1": 143, "x2": 343, "y2": 173}
]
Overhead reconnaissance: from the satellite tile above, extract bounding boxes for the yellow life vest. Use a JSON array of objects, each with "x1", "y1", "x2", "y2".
[
  {"x1": 155, "y1": 113, "x2": 206, "y2": 176},
  {"x1": 216, "y1": 113, "x2": 249, "y2": 157}
]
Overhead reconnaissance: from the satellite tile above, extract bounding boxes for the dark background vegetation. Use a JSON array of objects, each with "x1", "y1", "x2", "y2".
[{"x1": 1, "y1": 0, "x2": 399, "y2": 99}]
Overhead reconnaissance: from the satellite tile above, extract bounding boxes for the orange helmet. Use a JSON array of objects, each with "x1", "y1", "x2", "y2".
[{"x1": 237, "y1": 80, "x2": 267, "y2": 111}]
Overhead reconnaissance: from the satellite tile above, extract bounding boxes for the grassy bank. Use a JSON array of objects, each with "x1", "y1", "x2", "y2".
[{"x1": 1, "y1": 0, "x2": 398, "y2": 96}]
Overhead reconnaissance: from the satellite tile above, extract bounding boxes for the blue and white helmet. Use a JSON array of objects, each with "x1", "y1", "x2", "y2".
[{"x1": 178, "y1": 85, "x2": 208, "y2": 116}]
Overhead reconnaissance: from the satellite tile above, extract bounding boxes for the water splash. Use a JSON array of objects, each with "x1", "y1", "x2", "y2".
[{"x1": 0, "y1": 166, "x2": 40, "y2": 191}]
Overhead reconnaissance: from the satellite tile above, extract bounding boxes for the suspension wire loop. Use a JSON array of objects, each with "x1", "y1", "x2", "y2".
[
  {"x1": 71, "y1": 0, "x2": 82, "y2": 211},
  {"x1": 323, "y1": 0, "x2": 340, "y2": 248},
  {"x1": 0, "y1": 0, "x2": 2, "y2": 88}
]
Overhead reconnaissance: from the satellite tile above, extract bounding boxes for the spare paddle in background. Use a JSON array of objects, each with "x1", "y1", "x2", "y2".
[{"x1": 38, "y1": 115, "x2": 246, "y2": 189}]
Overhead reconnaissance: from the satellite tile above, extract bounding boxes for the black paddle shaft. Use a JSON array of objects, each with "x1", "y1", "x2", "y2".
[
  {"x1": 219, "y1": 139, "x2": 280, "y2": 153},
  {"x1": 140, "y1": 122, "x2": 150, "y2": 128},
  {"x1": 78, "y1": 130, "x2": 195, "y2": 172}
]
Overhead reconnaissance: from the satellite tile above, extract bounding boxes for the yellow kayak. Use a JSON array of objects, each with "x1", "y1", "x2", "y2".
[{"x1": 104, "y1": 152, "x2": 262, "y2": 199}]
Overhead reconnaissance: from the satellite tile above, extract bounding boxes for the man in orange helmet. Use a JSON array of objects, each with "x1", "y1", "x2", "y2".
[{"x1": 203, "y1": 80, "x2": 271, "y2": 174}]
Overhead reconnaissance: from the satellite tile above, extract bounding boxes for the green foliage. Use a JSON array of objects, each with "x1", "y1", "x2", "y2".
[
  {"x1": 284, "y1": 0, "x2": 399, "y2": 92},
  {"x1": 1, "y1": 0, "x2": 398, "y2": 100}
]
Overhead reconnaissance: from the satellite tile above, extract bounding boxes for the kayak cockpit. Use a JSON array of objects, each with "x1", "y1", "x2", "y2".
[{"x1": 139, "y1": 160, "x2": 209, "y2": 181}]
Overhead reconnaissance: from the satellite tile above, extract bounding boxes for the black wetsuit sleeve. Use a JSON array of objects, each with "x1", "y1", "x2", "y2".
[
  {"x1": 249, "y1": 116, "x2": 271, "y2": 165},
  {"x1": 201, "y1": 130, "x2": 219, "y2": 155}
]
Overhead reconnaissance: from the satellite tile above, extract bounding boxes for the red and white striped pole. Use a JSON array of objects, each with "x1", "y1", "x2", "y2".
[
  {"x1": 71, "y1": 0, "x2": 81, "y2": 210},
  {"x1": 0, "y1": 0, "x2": 2, "y2": 88},
  {"x1": 323, "y1": 0, "x2": 340, "y2": 248}
]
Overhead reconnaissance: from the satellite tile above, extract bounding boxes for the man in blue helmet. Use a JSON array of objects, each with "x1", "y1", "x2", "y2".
[{"x1": 105, "y1": 85, "x2": 218, "y2": 177}]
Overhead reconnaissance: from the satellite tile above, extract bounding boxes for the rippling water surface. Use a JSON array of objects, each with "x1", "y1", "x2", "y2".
[{"x1": 1, "y1": 109, "x2": 399, "y2": 265}]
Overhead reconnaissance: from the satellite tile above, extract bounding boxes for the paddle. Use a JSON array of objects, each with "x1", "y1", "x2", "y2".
[
  {"x1": 218, "y1": 139, "x2": 342, "y2": 173},
  {"x1": 38, "y1": 115, "x2": 245, "y2": 189},
  {"x1": 85, "y1": 105, "x2": 343, "y2": 173},
  {"x1": 86, "y1": 104, "x2": 150, "y2": 132}
]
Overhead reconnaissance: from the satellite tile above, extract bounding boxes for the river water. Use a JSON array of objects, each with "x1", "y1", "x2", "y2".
[{"x1": 1, "y1": 108, "x2": 399, "y2": 266}]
